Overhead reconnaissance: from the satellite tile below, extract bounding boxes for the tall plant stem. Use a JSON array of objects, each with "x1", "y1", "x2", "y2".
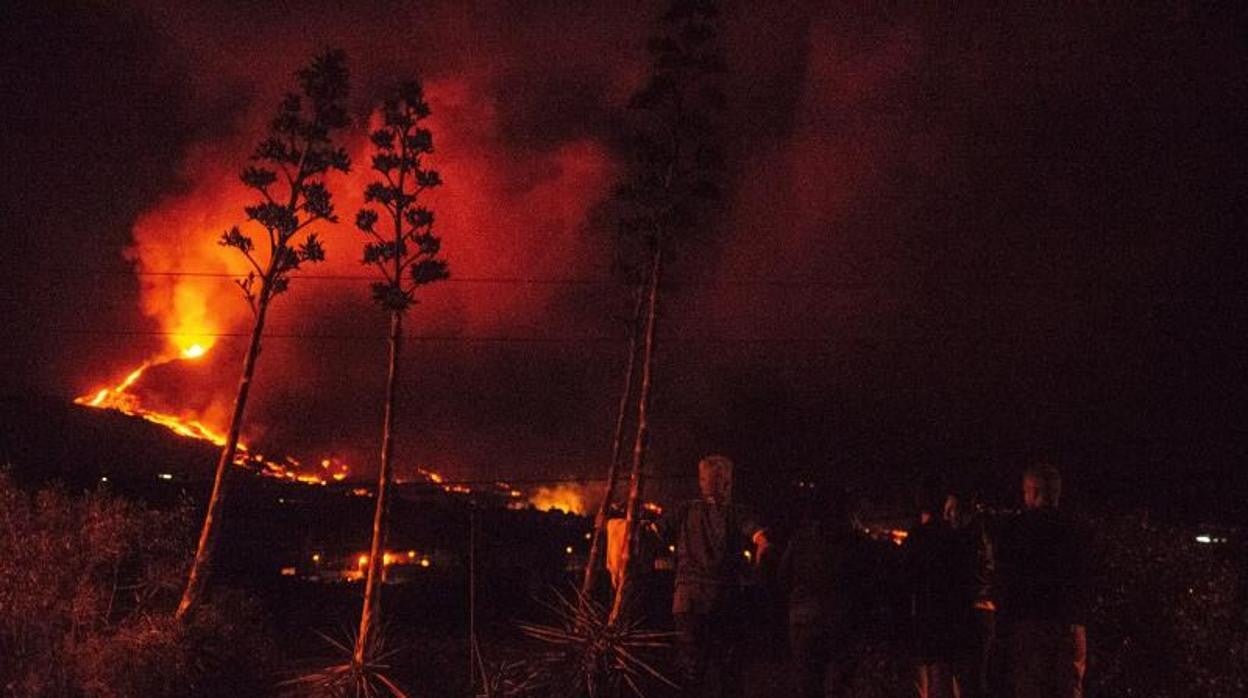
[
  {"x1": 354, "y1": 308, "x2": 402, "y2": 666},
  {"x1": 176, "y1": 284, "x2": 273, "y2": 621},
  {"x1": 608, "y1": 243, "x2": 663, "y2": 626},
  {"x1": 580, "y1": 283, "x2": 646, "y2": 600}
]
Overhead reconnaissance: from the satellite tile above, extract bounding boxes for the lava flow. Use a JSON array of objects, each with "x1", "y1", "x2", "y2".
[
  {"x1": 77, "y1": 346, "x2": 231, "y2": 446},
  {"x1": 74, "y1": 339, "x2": 349, "y2": 485},
  {"x1": 73, "y1": 345, "x2": 527, "y2": 497}
]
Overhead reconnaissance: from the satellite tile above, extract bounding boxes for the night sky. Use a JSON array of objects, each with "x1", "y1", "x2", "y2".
[{"x1": 2, "y1": 1, "x2": 1245, "y2": 517}]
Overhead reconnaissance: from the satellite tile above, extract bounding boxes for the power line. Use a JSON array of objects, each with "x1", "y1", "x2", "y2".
[
  {"x1": 51, "y1": 267, "x2": 1193, "y2": 292},
  {"x1": 52, "y1": 328, "x2": 621, "y2": 343},
  {"x1": 78, "y1": 269, "x2": 614, "y2": 285},
  {"x1": 42, "y1": 326, "x2": 1172, "y2": 347},
  {"x1": 44, "y1": 328, "x2": 848, "y2": 345},
  {"x1": 67, "y1": 267, "x2": 894, "y2": 289}
]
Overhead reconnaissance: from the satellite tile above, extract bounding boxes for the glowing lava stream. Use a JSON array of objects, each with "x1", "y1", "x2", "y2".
[
  {"x1": 76, "y1": 346, "x2": 562, "y2": 506},
  {"x1": 74, "y1": 344, "x2": 349, "y2": 485}
]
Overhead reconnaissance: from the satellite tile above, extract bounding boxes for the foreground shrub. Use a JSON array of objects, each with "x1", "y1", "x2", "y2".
[{"x1": 0, "y1": 471, "x2": 278, "y2": 696}]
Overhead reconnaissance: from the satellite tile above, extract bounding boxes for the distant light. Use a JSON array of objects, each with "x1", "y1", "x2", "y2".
[
  {"x1": 565, "y1": 546, "x2": 574, "y2": 555},
  {"x1": 743, "y1": 550, "x2": 752, "y2": 561},
  {"x1": 280, "y1": 567, "x2": 297, "y2": 576},
  {"x1": 312, "y1": 553, "x2": 321, "y2": 563},
  {"x1": 358, "y1": 554, "x2": 369, "y2": 568},
  {"x1": 584, "y1": 532, "x2": 592, "y2": 540},
  {"x1": 668, "y1": 545, "x2": 676, "y2": 553},
  {"x1": 157, "y1": 473, "x2": 173, "y2": 480},
  {"x1": 419, "y1": 557, "x2": 431, "y2": 568},
  {"x1": 99, "y1": 476, "x2": 108, "y2": 483},
  {"x1": 408, "y1": 550, "x2": 417, "y2": 559}
]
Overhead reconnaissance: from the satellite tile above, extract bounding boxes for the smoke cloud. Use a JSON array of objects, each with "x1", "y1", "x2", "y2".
[{"x1": 3, "y1": 1, "x2": 1243, "y2": 512}]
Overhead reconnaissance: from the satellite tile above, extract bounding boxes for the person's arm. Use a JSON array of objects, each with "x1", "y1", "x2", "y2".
[
  {"x1": 652, "y1": 501, "x2": 683, "y2": 546},
  {"x1": 738, "y1": 508, "x2": 770, "y2": 562}
]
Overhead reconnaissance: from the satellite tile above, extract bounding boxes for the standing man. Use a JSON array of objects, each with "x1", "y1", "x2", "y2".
[
  {"x1": 901, "y1": 479, "x2": 978, "y2": 698},
  {"x1": 656, "y1": 455, "x2": 769, "y2": 697},
  {"x1": 995, "y1": 464, "x2": 1089, "y2": 697},
  {"x1": 779, "y1": 484, "x2": 873, "y2": 698}
]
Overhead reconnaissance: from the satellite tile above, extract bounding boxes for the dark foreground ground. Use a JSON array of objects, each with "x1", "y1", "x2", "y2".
[{"x1": 264, "y1": 571, "x2": 909, "y2": 697}]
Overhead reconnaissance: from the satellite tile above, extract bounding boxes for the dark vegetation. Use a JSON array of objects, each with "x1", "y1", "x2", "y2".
[
  {"x1": 3, "y1": 398, "x2": 1245, "y2": 696},
  {"x1": 0, "y1": 468, "x2": 277, "y2": 696}
]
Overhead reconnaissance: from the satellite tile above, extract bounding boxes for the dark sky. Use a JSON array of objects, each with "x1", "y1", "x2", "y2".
[{"x1": 2, "y1": 1, "x2": 1245, "y2": 517}]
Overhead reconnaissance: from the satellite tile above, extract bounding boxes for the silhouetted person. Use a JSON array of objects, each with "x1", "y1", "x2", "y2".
[
  {"x1": 901, "y1": 480, "x2": 979, "y2": 698},
  {"x1": 996, "y1": 464, "x2": 1088, "y2": 697},
  {"x1": 655, "y1": 455, "x2": 769, "y2": 698},
  {"x1": 942, "y1": 491, "x2": 996, "y2": 698},
  {"x1": 779, "y1": 484, "x2": 872, "y2": 698}
]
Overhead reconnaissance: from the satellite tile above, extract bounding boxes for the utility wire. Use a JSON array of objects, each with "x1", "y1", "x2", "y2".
[
  {"x1": 65, "y1": 267, "x2": 898, "y2": 289},
  {"x1": 53, "y1": 267, "x2": 1220, "y2": 293},
  {"x1": 42, "y1": 325, "x2": 1169, "y2": 344}
]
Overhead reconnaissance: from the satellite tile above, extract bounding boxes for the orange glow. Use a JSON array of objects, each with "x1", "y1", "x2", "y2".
[
  {"x1": 528, "y1": 484, "x2": 587, "y2": 515},
  {"x1": 414, "y1": 466, "x2": 479, "y2": 495},
  {"x1": 71, "y1": 76, "x2": 616, "y2": 507},
  {"x1": 78, "y1": 362, "x2": 151, "y2": 409}
]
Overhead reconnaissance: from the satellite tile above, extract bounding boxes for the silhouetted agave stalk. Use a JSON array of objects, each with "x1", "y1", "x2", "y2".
[
  {"x1": 352, "y1": 77, "x2": 449, "y2": 669},
  {"x1": 606, "y1": 0, "x2": 726, "y2": 625},
  {"x1": 177, "y1": 49, "x2": 351, "y2": 622}
]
